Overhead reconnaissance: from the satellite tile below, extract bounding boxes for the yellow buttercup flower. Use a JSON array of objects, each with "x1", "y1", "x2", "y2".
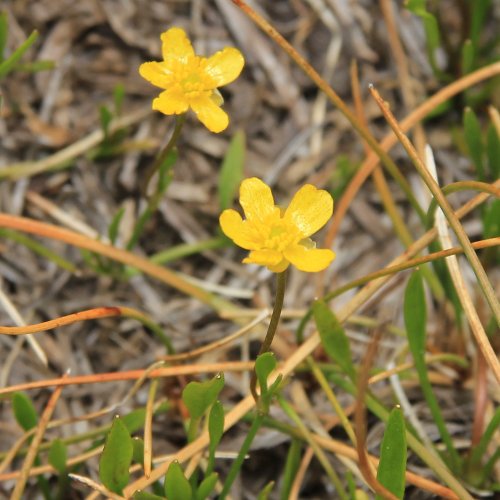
[
  {"x1": 220, "y1": 178, "x2": 335, "y2": 273},
  {"x1": 139, "y1": 27, "x2": 244, "y2": 133}
]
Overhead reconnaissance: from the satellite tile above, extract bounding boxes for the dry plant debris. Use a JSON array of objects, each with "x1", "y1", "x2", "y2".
[{"x1": 0, "y1": 0, "x2": 499, "y2": 499}]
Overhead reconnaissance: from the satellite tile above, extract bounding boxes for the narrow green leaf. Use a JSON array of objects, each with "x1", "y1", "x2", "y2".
[
  {"x1": 0, "y1": 29, "x2": 38, "y2": 78},
  {"x1": 48, "y1": 439, "x2": 67, "y2": 474},
  {"x1": 460, "y1": 39, "x2": 474, "y2": 75},
  {"x1": 375, "y1": 407, "x2": 407, "y2": 499},
  {"x1": 486, "y1": 123, "x2": 500, "y2": 179},
  {"x1": 133, "y1": 492, "x2": 166, "y2": 500},
  {"x1": 404, "y1": 271, "x2": 461, "y2": 470},
  {"x1": 405, "y1": 0, "x2": 444, "y2": 77},
  {"x1": 257, "y1": 481, "x2": 274, "y2": 499},
  {"x1": 132, "y1": 437, "x2": 145, "y2": 464},
  {"x1": 99, "y1": 416, "x2": 133, "y2": 494},
  {"x1": 100, "y1": 105, "x2": 113, "y2": 138},
  {"x1": 207, "y1": 400, "x2": 224, "y2": 474},
  {"x1": 108, "y1": 207, "x2": 125, "y2": 245},
  {"x1": 164, "y1": 461, "x2": 192, "y2": 500},
  {"x1": 255, "y1": 352, "x2": 277, "y2": 397},
  {"x1": 218, "y1": 129, "x2": 245, "y2": 210},
  {"x1": 280, "y1": 439, "x2": 302, "y2": 500},
  {"x1": 113, "y1": 83, "x2": 125, "y2": 115},
  {"x1": 182, "y1": 373, "x2": 225, "y2": 420},
  {"x1": 0, "y1": 12, "x2": 8, "y2": 62},
  {"x1": 12, "y1": 392, "x2": 38, "y2": 431},
  {"x1": 122, "y1": 408, "x2": 147, "y2": 433},
  {"x1": 313, "y1": 300, "x2": 355, "y2": 380},
  {"x1": 463, "y1": 107, "x2": 484, "y2": 179},
  {"x1": 404, "y1": 271, "x2": 426, "y2": 358},
  {"x1": 195, "y1": 472, "x2": 218, "y2": 500},
  {"x1": 469, "y1": 0, "x2": 491, "y2": 49}
]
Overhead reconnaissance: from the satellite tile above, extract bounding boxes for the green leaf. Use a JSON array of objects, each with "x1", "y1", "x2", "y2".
[
  {"x1": 108, "y1": 207, "x2": 125, "y2": 245},
  {"x1": 113, "y1": 83, "x2": 125, "y2": 115},
  {"x1": 207, "y1": 400, "x2": 224, "y2": 474},
  {"x1": 218, "y1": 129, "x2": 245, "y2": 210},
  {"x1": 12, "y1": 392, "x2": 38, "y2": 431},
  {"x1": 257, "y1": 480, "x2": 275, "y2": 499},
  {"x1": 255, "y1": 352, "x2": 277, "y2": 397},
  {"x1": 460, "y1": 39, "x2": 474, "y2": 75},
  {"x1": 133, "y1": 492, "x2": 166, "y2": 500},
  {"x1": 195, "y1": 472, "x2": 218, "y2": 500},
  {"x1": 0, "y1": 11, "x2": 8, "y2": 62},
  {"x1": 375, "y1": 407, "x2": 407, "y2": 499},
  {"x1": 280, "y1": 439, "x2": 302, "y2": 500},
  {"x1": 182, "y1": 373, "x2": 224, "y2": 421},
  {"x1": 48, "y1": 439, "x2": 67, "y2": 474},
  {"x1": 0, "y1": 29, "x2": 38, "y2": 78},
  {"x1": 313, "y1": 300, "x2": 355, "y2": 380},
  {"x1": 404, "y1": 271, "x2": 427, "y2": 358},
  {"x1": 463, "y1": 107, "x2": 484, "y2": 179},
  {"x1": 468, "y1": 0, "x2": 491, "y2": 50},
  {"x1": 404, "y1": 271, "x2": 461, "y2": 470},
  {"x1": 132, "y1": 437, "x2": 145, "y2": 464},
  {"x1": 486, "y1": 123, "x2": 500, "y2": 179},
  {"x1": 100, "y1": 105, "x2": 113, "y2": 138},
  {"x1": 405, "y1": 0, "x2": 444, "y2": 78},
  {"x1": 164, "y1": 461, "x2": 192, "y2": 500},
  {"x1": 99, "y1": 416, "x2": 133, "y2": 494},
  {"x1": 121, "y1": 408, "x2": 147, "y2": 434}
]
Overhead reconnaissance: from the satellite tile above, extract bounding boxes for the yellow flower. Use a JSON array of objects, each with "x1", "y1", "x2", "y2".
[
  {"x1": 220, "y1": 178, "x2": 335, "y2": 273},
  {"x1": 139, "y1": 27, "x2": 244, "y2": 133}
]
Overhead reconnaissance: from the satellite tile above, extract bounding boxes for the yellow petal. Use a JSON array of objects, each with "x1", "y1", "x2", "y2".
[
  {"x1": 161, "y1": 27, "x2": 195, "y2": 63},
  {"x1": 284, "y1": 185, "x2": 333, "y2": 237},
  {"x1": 243, "y1": 249, "x2": 284, "y2": 267},
  {"x1": 239, "y1": 178, "x2": 277, "y2": 222},
  {"x1": 268, "y1": 259, "x2": 290, "y2": 273},
  {"x1": 219, "y1": 210, "x2": 257, "y2": 250},
  {"x1": 152, "y1": 88, "x2": 189, "y2": 115},
  {"x1": 139, "y1": 62, "x2": 174, "y2": 89},
  {"x1": 284, "y1": 244, "x2": 335, "y2": 272},
  {"x1": 204, "y1": 47, "x2": 245, "y2": 87},
  {"x1": 190, "y1": 95, "x2": 229, "y2": 133}
]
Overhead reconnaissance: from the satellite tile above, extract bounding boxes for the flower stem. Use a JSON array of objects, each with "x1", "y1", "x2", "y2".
[
  {"x1": 250, "y1": 270, "x2": 287, "y2": 401},
  {"x1": 127, "y1": 114, "x2": 186, "y2": 250},
  {"x1": 143, "y1": 113, "x2": 186, "y2": 195}
]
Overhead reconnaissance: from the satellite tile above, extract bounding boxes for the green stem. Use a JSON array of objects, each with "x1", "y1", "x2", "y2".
[
  {"x1": 250, "y1": 271, "x2": 287, "y2": 401},
  {"x1": 126, "y1": 114, "x2": 186, "y2": 250},
  {"x1": 143, "y1": 114, "x2": 186, "y2": 195},
  {"x1": 219, "y1": 413, "x2": 264, "y2": 499}
]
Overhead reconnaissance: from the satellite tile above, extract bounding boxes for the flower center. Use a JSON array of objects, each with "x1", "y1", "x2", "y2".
[
  {"x1": 172, "y1": 57, "x2": 214, "y2": 98},
  {"x1": 263, "y1": 220, "x2": 299, "y2": 252}
]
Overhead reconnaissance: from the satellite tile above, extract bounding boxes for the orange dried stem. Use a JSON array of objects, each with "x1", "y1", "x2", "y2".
[
  {"x1": 0, "y1": 213, "x2": 234, "y2": 314},
  {"x1": 369, "y1": 85, "x2": 500, "y2": 383},
  {"x1": 324, "y1": 61, "x2": 500, "y2": 248},
  {"x1": 231, "y1": 0, "x2": 423, "y2": 219}
]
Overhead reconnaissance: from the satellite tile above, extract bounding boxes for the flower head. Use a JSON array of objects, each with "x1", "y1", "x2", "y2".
[
  {"x1": 220, "y1": 178, "x2": 335, "y2": 273},
  {"x1": 139, "y1": 27, "x2": 244, "y2": 133}
]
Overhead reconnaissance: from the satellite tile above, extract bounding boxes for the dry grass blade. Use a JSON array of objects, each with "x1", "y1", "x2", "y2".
[
  {"x1": 69, "y1": 473, "x2": 125, "y2": 500},
  {"x1": 369, "y1": 86, "x2": 500, "y2": 383}
]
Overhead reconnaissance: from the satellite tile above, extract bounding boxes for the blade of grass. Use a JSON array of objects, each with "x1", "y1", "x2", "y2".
[
  {"x1": 324, "y1": 61, "x2": 500, "y2": 251},
  {"x1": 404, "y1": 270, "x2": 461, "y2": 470},
  {"x1": 231, "y1": 0, "x2": 425, "y2": 221},
  {"x1": 122, "y1": 187, "x2": 492, "y2": 497},
  {"x1": 370, "y1": 86, "x2": 500, "y2": 372}
]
